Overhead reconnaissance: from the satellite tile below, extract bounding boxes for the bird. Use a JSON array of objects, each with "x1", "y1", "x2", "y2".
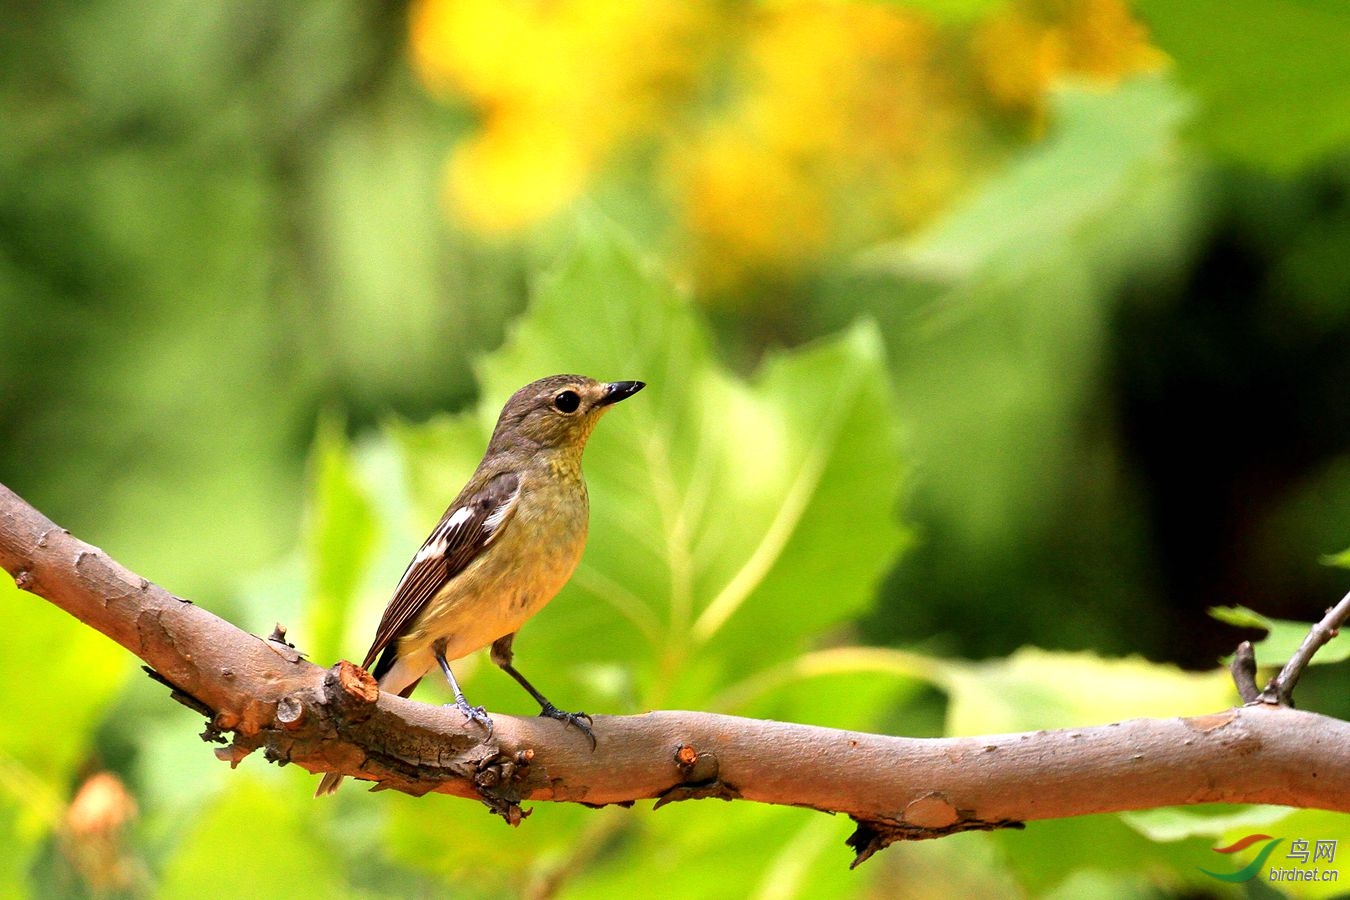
[{"x1": 315, "y1": 374, "x2": 644, "y2": 796}]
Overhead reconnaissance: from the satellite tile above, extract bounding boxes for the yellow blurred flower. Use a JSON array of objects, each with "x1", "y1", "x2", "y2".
[
  {"x1": 975, "y1": 0, "x2": 1162, "y2": 114},
  {"x1": 60, "y1": 772, "x2": 145, "y2": 894},
  {"x1": 409, "y1": 0, "x2": 1161, "y2": 290},
  {"x1": 676, "y1": 3, "x2": 948, "y2": 292},
  {"x1": 412, "y1": 0, "x2": 713, "y2": 232}
]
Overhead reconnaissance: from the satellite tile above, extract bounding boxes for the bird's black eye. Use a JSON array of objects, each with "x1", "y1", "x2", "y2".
[{"x1": 553, "y1": 390, "x2": 581, "y2": 413}]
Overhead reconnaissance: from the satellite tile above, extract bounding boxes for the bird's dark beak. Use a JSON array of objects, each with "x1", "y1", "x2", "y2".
[{"x1": 598, "y1": 380, "x2": 645, "y2": 406}]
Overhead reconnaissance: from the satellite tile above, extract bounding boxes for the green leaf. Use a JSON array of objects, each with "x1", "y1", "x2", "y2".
[
  {"x1": 0, "y1": 801, "x2": 29, "y2": 896},
  {"x1": 1121, "y1": 804, "x2": 1297, "y2": 843},
  {"x1": 559, "y1": 802, "x2": 872, "y2": 900},
  {"x1": 710, "y1": 646, "x2": 933, "y2": 732},
  {"x1": 1135, "y1": 0, "x2": 1350, "y2": 172},
  {"x1": 862, "y1": 75, "x2": 1192, "y2": 281},
  {"x1": 938, "y1": 648, "x2": 1235, "y2": 736},
  {"x1": 1209, "y1": 605, "x2": 1350, "y2": 666},
  {"x1": 473, "y1": 217, "x2": 909, "y2": 706},
  {"x1": 382, "y1": 789, "x2": 604, "y2": 894},
  {"x1": 341, "y1": 217, "x2": 909, "y2": 887},
  {"x1": 1240, "y1": 809, "x2": 1350, "y2": 899},
  {"x1": 994, "y1": 812, "x2": 1217, "y2": 897},
  {"x1": 1208, "y1": 604, "x2": 1275, "y2": 630},
  {"x1": 1323, "y1": 546, "x2": 1350, "y2": 569}
]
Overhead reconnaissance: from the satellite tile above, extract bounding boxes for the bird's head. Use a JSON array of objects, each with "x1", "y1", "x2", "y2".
[{"x1": 487, "y1": 374, "x2": 645, "y2": 455}]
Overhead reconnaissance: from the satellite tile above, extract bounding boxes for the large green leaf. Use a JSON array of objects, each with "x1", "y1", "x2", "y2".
[
  {"x1": 942, "y1": 651, "x2": 1245, "y2": 896},
  {"x1": 1135, "y1": 0, "x2": 1350, "y2": 173},
  {"x1": 470, "y1": 219, "x2": 909, "y2": 706},
  {"x1": 344, "y1": 219, "x2": 909, "y2": 891}
]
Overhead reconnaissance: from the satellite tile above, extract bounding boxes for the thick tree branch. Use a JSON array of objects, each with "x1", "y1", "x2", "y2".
[{"x1": 3, "y1": 481, "x2": 1348, "y2": 867}]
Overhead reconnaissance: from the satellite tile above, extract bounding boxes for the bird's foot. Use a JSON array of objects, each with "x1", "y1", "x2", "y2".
[
  {"x1": 448, "y1": 699, "x2": 494, "y2": 738},
  {"x1": 539, "y1": 703, "x2": 596, "y2": 749}
]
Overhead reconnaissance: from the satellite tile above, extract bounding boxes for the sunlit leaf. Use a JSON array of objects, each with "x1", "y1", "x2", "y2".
[
  {"x1": 711, "y1": 646, "x2": 934, "y2": 733},
  {"x1": 560, "y1": 802, "x2": 870, "y2": 900},
  {"x1": 0, "y1": 801, "x2": 28, "y2": 895},
  {"x1": 862, "y1": 75, "x2": 1191, "y2": 280},
  {"x1": 1121, "y1": 804, "x2": 1297, "y2": 843},
  {"x1": 382, "y1": 789, "x2": 604, "y2": 894},
  {"x1": 1209, "y1": 605, "x2": 1350, "y2": 667},
  {"x1": 939, "y1": 648, "x2": 1235, "y2": 736},
  {"x1": 1124, "y1": 807, "x2": 1350, "y2": 900},
  {"x1": 470, "y1": 217, "x2": 909, "y2": 705},
  {"x1": 1322, "y1": 546, "x2": 1350, "y2": 570},
  {"x1": 1135, "y1": 0, "x2": 1350, "y2": 173},
  {"x1": 352, "y1": 217, "x2": 908, "y2": 887},
  {"x1": 1232, "y1": 809, "x2": 1350, "y2": 900}
]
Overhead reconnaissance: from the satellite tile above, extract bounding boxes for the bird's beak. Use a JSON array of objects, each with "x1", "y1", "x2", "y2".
[{"x1": 598, "y1": 380, "x2": 645, "y2": 406}]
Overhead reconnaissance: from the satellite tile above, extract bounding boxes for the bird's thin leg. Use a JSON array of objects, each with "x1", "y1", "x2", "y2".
[
  {"x1": 491, "y1": 634, "x2": 596, "y2": 748},
  {"x1": 434, "y1": 644, "x2": 493, "y2": 737}
]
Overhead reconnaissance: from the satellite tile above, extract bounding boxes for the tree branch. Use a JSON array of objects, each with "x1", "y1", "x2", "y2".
[
  {"x1": 1257, "y1": 589, "x2": 1350, "y2": 706},
  {"x1": 3, "y1": 481, "x2": 1348, "y2": 867}
]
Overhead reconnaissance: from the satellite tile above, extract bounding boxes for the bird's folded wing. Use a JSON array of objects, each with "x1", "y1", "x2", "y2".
[{"x1": 360, "y1": 471, "x2": 522, "y2": 671}]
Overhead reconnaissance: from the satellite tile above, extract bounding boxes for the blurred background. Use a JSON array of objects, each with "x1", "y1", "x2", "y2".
[{"x1": 2, "y1": 0, "x2": 1348, "y2": 896}]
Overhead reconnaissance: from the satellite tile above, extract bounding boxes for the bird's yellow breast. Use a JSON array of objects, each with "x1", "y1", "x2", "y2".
[{"x1": 392, "y1": 473, "x2": 589, "y2": 676}]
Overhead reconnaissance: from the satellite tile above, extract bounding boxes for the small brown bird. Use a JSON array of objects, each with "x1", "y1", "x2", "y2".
[{"x1": 315, "y1": 374, "x2": 644, "y2": 795}]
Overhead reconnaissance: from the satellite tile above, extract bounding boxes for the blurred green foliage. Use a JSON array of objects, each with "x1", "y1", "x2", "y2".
[
  {"x1": 3, "y1": 0, "x2": 1350, "y2": 897},
  {"x1": 1136, "y1": 0, "x2": 1350, "y2": 173}
]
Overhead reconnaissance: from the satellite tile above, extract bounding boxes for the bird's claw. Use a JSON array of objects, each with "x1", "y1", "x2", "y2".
[
  {"x1": 449, "y1": 700, "x2": 494, "y2": 738},
  {"x1": 539, "y1": 703, "x2": 596, "y2": 749}
]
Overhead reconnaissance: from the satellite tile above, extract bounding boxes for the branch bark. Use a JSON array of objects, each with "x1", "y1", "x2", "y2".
[
  {"x1": 1258, "y1": 589, "x2": 1350, "y2": 706},
  {"x1": 3, "y1": 481, "x2": 1348, "y2": 867}
]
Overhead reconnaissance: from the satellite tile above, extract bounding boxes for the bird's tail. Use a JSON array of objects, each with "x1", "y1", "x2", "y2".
[
  {"x1": 314, "y1": 771, "x2": 345, "y2": 797},
  {"x1": 315, "y1": 771, "x2": 346, "y2": 796}
]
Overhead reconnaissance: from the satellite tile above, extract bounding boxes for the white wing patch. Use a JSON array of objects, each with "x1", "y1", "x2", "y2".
[
  {"x1": 484, "y1": 491, "x2": 517, "y2": 533},
  {"x1": 416, "y1": 505, "x2": 473, "y2": 564}
]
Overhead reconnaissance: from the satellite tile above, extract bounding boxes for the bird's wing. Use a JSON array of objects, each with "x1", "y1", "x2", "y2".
[{"x1": 360, "y1": 471, "x2": 522, "y2": 672}]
